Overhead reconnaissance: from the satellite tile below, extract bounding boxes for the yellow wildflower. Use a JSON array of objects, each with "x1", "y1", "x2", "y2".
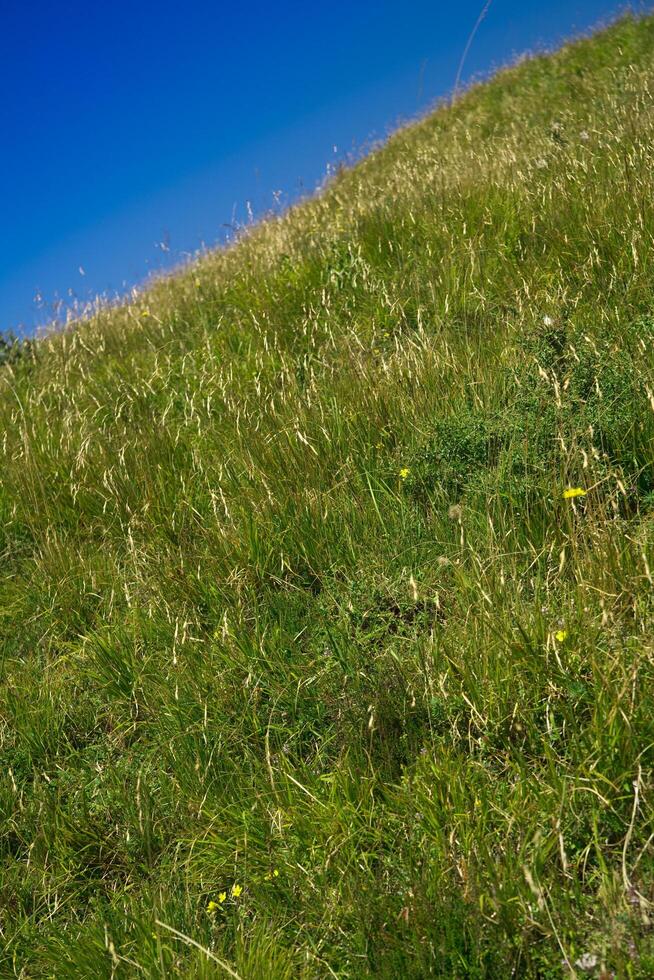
[
  {"x1": 399, "y1": 467, "x2": 410, "y2": 480},
  {"x1": 231, "y1": 883, "x2": 243, "y2": 899},
  {"x1": 563, "y1": 487, "x2": 587, "y2": 499},
  {"x1": 555, "y1": 629, "x2": 567, "y2": 643},
  {"x1": 207, "y1": 900, "x2": 219, "y2": 913},
  {"x1": 218, "y1": 891, "x2": 227, "y2": 903}
]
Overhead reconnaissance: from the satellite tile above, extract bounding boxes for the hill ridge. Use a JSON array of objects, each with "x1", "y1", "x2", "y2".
[{"x1": 2, "y1": 14, "x2": 654, "y2": 977}]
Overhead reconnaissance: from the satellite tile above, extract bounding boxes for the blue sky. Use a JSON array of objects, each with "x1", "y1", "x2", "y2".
[{"x1": 0, "y1": 0, "x2": 643, "y2": 334}]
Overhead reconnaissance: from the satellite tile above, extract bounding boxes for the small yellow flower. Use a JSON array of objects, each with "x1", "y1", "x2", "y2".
[
  {"x1": 218, "y1": 891, "x2": 227, "y2": 904},
  {"x1": 264, "y1": 868, "x2": 280, "y2": 881},
  {"x1": 555, "y1": 629, "x2": 568, "y2": 643},
  {"x1": 207, "y1": 900, "x2": 219, "y2": 913},
  {"x1": 399, "y1": 467, "x2": 410, "y2": 480},
  {"x1": 231, "y1": 883, "x2": 243, "y2": 899},
  {"x1": 563, "y1": 487, "x2": 587, "y2": 499}
]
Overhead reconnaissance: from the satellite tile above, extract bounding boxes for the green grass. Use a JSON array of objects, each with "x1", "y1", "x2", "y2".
[{"x1": 3, "y1": 13, "x2": 654, "y2": 977}]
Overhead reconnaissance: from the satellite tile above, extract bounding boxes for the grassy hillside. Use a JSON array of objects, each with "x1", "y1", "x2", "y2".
[{"x1": 3, "y1": 14, "x2": 654, "y2": 977}]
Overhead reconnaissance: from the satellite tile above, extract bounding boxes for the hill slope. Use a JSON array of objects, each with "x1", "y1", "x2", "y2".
[{"x1": 3, "y1": 14, "x2": 654, "y2": 977}]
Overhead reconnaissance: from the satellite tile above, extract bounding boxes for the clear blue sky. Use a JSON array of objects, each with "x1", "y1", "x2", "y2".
[{"x1": 0, "y1": 0, "x2": 643, "y2": 334}]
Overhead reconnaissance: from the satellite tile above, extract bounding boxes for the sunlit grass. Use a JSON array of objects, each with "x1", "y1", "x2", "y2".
[{"x1": 2, "y1": 13, "x2": 654, "y2": 978}]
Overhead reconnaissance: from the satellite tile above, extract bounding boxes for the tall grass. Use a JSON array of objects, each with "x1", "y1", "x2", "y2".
[{"x1": 2, "y1": 13, "x2": 654, "y2": 977}]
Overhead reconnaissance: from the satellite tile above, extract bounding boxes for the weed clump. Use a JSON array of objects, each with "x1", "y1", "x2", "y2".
[{"x1": 407, "y1": 319, "x2": 654, "y2": 534}]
